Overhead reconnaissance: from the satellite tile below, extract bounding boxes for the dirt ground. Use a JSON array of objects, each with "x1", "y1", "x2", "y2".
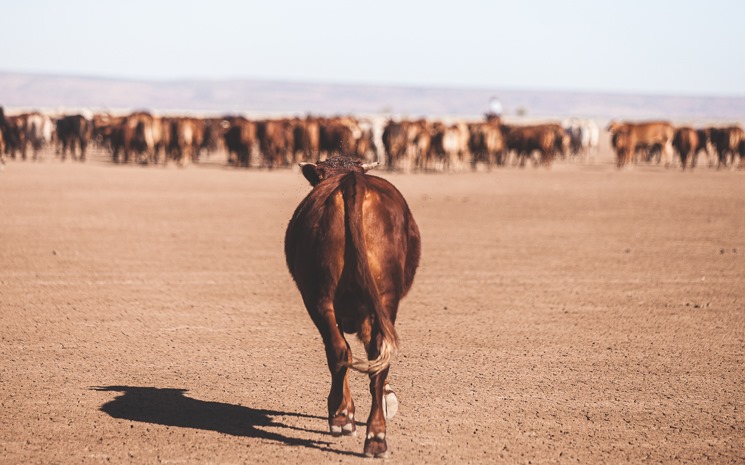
[{"x1": 1, "y1": 155, "x2": 743, "y2": 464}]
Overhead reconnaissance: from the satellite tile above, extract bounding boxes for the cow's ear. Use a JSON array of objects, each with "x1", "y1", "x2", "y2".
[{"x1": 300, "y1": 163, "x2": 321, "y2": 186}]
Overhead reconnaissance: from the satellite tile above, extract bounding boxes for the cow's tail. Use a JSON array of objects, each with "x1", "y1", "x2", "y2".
[{"x1": 341, "y1": 172, "x2": 399, "y2": 376}]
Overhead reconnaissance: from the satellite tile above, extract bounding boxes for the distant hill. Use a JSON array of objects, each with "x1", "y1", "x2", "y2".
[{"x1": 1, "y1": 72, "x2": 744, "y2": 121}]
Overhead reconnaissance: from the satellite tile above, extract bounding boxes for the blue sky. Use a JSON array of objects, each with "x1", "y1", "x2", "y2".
[{"x1": 1, "y1": 0, "x2": 744, "y2": 96}]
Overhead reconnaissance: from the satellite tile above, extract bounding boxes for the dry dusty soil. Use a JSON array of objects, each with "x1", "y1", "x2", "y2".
[{"x1": 1, "y1": 156, "x2": 743, "y2": 464}]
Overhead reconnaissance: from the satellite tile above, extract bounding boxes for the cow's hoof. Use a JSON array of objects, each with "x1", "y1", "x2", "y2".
[
  {"x1": 364, "y1": 433, "x2": 389, "y2": 458},
  {"x1": 330, "y1": 423, "x2": 357, "y2": 437},
  {"x1": 383, "y1": 388, "x2": 398, "y2": 420},
  {"x1": 329, "y1": 413, "x2": 356, "y2": 437},
  {"x1": 342, "y1": 422, "x2": 357, "y2": 436}
]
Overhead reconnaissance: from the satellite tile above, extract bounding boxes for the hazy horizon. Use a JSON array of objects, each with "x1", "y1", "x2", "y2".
[
  {"x1": 3, "y1": 69, "x2": 745, "y2": 100},
  {"x1": 3, "y1": 71, "x2": 744, "y2": 120}
]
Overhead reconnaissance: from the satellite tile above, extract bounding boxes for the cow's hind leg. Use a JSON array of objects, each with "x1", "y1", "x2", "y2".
[
  {"x1": 309, "y1": 299, "x2": 356, "y2": 436},
  {"x1": 363, "y1": 332, "x2": 391, "y2": 458},
  {"x1": 358, "y1": 316, "x2": 397, "y2": 458},
  {"x1": 358, "y1": 317, "x2": 398, "y2": 421},
  {"x1": 326, "y1": 337, "x2": 356, "y2": 436}
]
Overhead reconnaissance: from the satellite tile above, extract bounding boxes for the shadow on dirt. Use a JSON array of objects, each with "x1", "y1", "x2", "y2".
[{"x1": 91, "y1": 385, "x2": 361, "y2": 457}]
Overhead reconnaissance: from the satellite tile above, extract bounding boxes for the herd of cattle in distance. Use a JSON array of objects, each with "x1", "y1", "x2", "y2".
[
  {"x1": 607, "y1": 120, "x2": 745, "y2": 169},
  {"x1": 1, "y1": 106, "x2": 743, "y2": 171}
]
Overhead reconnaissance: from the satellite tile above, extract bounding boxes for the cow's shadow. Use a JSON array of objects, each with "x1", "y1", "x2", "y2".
[{"x1": 91, "y1": 385, "x2": 360, "y2": 457}]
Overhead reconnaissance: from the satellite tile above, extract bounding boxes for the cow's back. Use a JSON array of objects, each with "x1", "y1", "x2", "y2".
[{"x1": 285, "y1": 173, "x2": 420, "y2": 301}]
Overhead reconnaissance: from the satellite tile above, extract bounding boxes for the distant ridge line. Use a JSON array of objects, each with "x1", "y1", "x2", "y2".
[{"x1": 1, "y1": 72, "x2": 743, "y2": 120}]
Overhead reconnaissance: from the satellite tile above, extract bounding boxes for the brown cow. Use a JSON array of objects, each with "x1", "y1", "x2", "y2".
[
  {"x1": 556, "y1": 126, "x2": 571, "y2": 160},
  {"x1": 119, "y1": 112, "x2": 159, "y2": 164},
  {"x1": 468, "y1": 121, "x2": 505, "y2": 169},
  {"x1": 607, "y1": 120, "x2": 674, "y2": 167},
  {"x1": 502, "y1": 124, "x2": 559, "y2": 167},
  {"x1": 55, "y1": 115, "x2": 91, "y2": 162},
  {"x1": 0, "y1": 109, "x2": 5, "y2": 169},
  {"x1": 709, "y1": 125, "x2": 744, "y2": 169},
  {"x1": 672, "y1": 127, "x2": 699, "y2": 170},
  {"x1": 256, "y1": 119, "x2": 293, "y2": 168},
  {"x1": 167, "y1": 117, "x2": 204, "y2": 166},
  {"x1": 2, "y1": 113, "x2": 25, "y2": 161},
  {"x1": 0, "y1": 107, "x2": 7, "y2": 168},
  {"x1": 293, "y1": 116, "x2": 321, "y2": 163},
  {"x1": 381, "y1": 119, "x2": 431, "y2": 171},
  {"x1": 693, "y1": 128, "x2": 713, "y2": 168},
  {"x1": 200, "y1": 117, "x2": 225, "y2": 157},
  {"x1": 409, "y1": 120, "x2": 433, "y2": 171},
  {"x1": 353, "y1": 122, "x2": 377, "y2": 162},
  {"x1": 431, "y1": 122, "x2": 470, "y2": 171},
  {"x1": 224, "y1": 117, "x2": 256, "y2": 168},
  {"x1": 612, "y1": 130, "x2": 634, "y2": 168},
  {"x1": 319, "y1": 118, "x2": 356, "y2": 159},
  {"x1": 382, "y1": 120, "x2": 410, "y2": 171},
  {"x1": 91, "y1": 114, "x2": 125, "y2": 161},
  {"x1": 284, "y1": 156, "x2": 421, "y2": 458}
]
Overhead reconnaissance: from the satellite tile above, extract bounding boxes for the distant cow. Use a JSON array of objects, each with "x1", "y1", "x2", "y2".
[
  {"x1": 21, "y1": 112, "x2": 54, "y2": 160},
  {"x1": 0, "y1": 112, "x2": 51, "y2": 161},
  {"x1": 256, "y1": 119, "x2": 293, "y2": 168},
  {"x1": 611, "y1": 130, "x2": 634, "y2": 168},
  {"x1": 672, "y1": 127, "x2": 699, "y2": 170},
  {"x1": 319, "y1": 118, "x2": 356, "y2": 159},
  {"x1": 502, "y1": 124, "x2": 560, "y2": 167},
  {"x1": 284, "y1": 156, "x2": 421, "y2": 458},
  {"x1": 293, "y1": 117, "x2": 321, "y2": 163},
  {"x1": 2, "y1": 113, "x2": 24, "y2": 160},
  {"x1": 200, "y1": 118, "x2": 225, "y2": 157},
  {"x1": 119, "y1": 112, "x2": 158, "y2": 164},
  {"x1": 409, "y1": 120, "x2": 432, "y2": 171},
  {"x1": 167, "y1": 117, "x2": 204, "y2": 166},
  {"x1": 607, "y1": 120, "x2": 674, "y2": 167},
  {"x1": 693, "y1": 128, "x2": 713, "y2": 168},
  {"x1": 56, "y1": 115, "x2": 91, "y2": 161},
  {"x1": 431, "y1": 122, "x2": 470, "y2": 171},
  {"x1": 91, "y1": 114, "x2": 125, "y2": 160},
  {"x1": 382, "y1": 120, "x2": 410, "y2": 171},
  {"x1": 468, "y1": 121, "x2": 504, "y2": 169},
  {"x1": 0, "y1": 107, "x2": 7, "y2": 167},
  {"x1": 224, "y1": 117, "x2": 256, "y2": 168},
  {"x1": 709, "y1": 126, "x2": 744, "y2": 169}
]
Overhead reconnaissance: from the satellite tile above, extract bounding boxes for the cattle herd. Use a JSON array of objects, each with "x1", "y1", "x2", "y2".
[
  {"x1": 607, "y1": 120, "x2": 745, "y2": 169},
  {"x1": 0, "y1": 106, "x2": 743, "y2": 171}
]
